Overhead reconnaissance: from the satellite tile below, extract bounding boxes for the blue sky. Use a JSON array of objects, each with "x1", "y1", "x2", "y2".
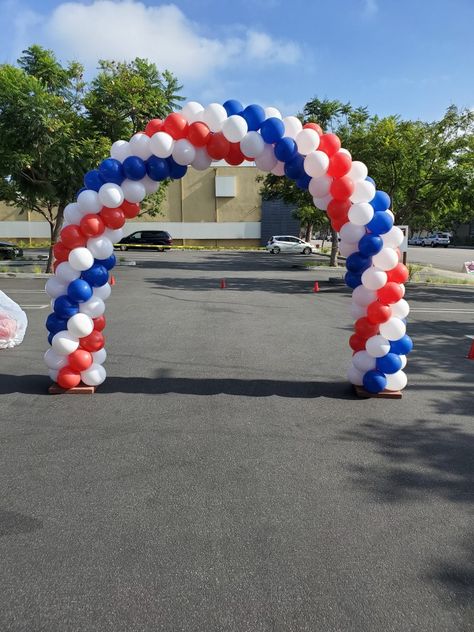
[{"x1": 1, "y1": 0, "x2": 473, "y2": 121}]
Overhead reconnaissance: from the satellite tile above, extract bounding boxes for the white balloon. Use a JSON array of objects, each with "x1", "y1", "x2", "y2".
[
  {"x1": 339, "y1": 241, "x2": 358, "y2": 258},
  {"x1": 296, "y1": 129, "x2": 320, "y2": 155},
  {"x1": 348, "y1": 161, "x2": 368, "y2": 182},
  {"x1": 361, "y1": 267, "x2": 388, "y2": 290},
  {"x1": 222, "y1": 115, "x2": 248, "y2": 143},
  {"x1": 399, "y1": 355, "x2": 407, "y2": 370},
  {"x1": 348, "y1": 203, "x2": 374, "y2": 226},
  {"x1": 77, "y1": 190, "x2": 101, "y2": 214},
  {"x1": 350, "y1": 180, "x2": 376, "y2": 204},
  {"x1": 385, "y1": 370, "x2": 407, "y2": 391},
  {"x1": 339, "y1": 148, "x2": 352, "y2": 159},
  {"x1": 150, "y1": 131, "x2": 174, "y2": 158},
  {"x1": 56, "y1": 260, "x2": 81, "y2": 282},
  {"x1": 67, "y1": 313, "x2": 94, "y2": 338},
  {"x1": 382, "y1": 226, "x2": 404, "y2": 249},
  {"x1": 254, "y1": 144, "x2": 277, "y2": 171},
  {"x1": 110, "y1": 140, "x2": 130, "y2": 162},
  {"x1": 202, "y1": 103, "x2": 227, "y2": 132},
  {"x1": 63, "y1": 202, "x2": 83, "y2": 225},
  {"x1": 400, "y1": 283, "x2": 406, "y2": 297},
  {"x1": 366, "y1": 334, "x2": 391, "y2": 358},
  {"x1": 304, "y1": 151, "x2": 329, "y2": 178},
  {"x1": 192, "y1": 148, "x2": 212, "y2": 171},
  {"x1": 308, "y1": 174, "x2": 331, "y2": 197},
  {"x1": 391, "y1": 298, "x2": 410, "y2": 319},
  {"x1": 48, "y1": 369, "x2": 59, "y2": 383},
  {"x1": 379, "y1": 317, "x2": 406, "y2": 341},
  {"x1": 44, "y1": 348, "x2": 68, "y2": 370},
  {"x1": 353, "y1": 350, "x2": 377, "y2": 373},
  {"x1": 339, "y1": 222, "x2": 366, "y2": 244},
  {"x1": 372, "y1": 247, "x2": 399, "y2": 271},
  {"x1": 271, "y1": 161, "x2": 285, "y2": 176},
  {"x1": 141, "y1": 175, "x2": 160, "y2": 195},
  {"x1": 121, "y1": 180, "x2": 146, "y2": 203},
  {"x1": 240, "y1": 131, "x2": 265, "y2": 158},
  {"x1": 81, "y1": 363, "x2": 106, "y2": 386},
  {"x1": 386, "y1": 209, "x2": 395, "y2": 222},
  {"x1": 283, "y1": 116, "x2": 302, "y2": 139},
  {"x1": 45, "y1": 277, "x2": 67, "y2": 298},
  {"x1": 103, "y1": 227, "x2": 124, "y2": 243},
  {"x1": 79, "y1": 296, "x2": 105, "y2": 318},
  {"x1": 52, "y1": 330, "x2": 79, "y2": 355},
  {"x1": 264, "y1": 106, "x2": 282, "y2": 119},
  {"x1": 350, "y1": 303, "x2": 367, "y2": 319},
  {"x1": 172, "y1": 139, "x2": 196, "y2": 165},
  {"x1": 98, "y1": 183, "x2": 124, "y2": 209},
  {"x1": 347, "y1": 365, "x2": 364, "y2": 386},
  {"x1": 92, "y1": 348, "x2": 107, "y2": 364},
  {"x1": 128, "y1": 133, "x2": 151, "y2": 160},
  {"x1": 181, "y1": 101, "x2": 204, "y2": 123},
  {"x1": 69, "y1": 247, "x2": 94, "y2": 272},
  {"x1": 313, "y1": 194, "x2": 332, "y2": 211},
  {"x1": 93, "y1": 283, "x2": 111, "y2": 301},
  {"x1": 87, "y1": 236, "x2": 114, "y2": 259},
  {"x1": 352, "y1": 285, "x2": 376, "y2": 306}
]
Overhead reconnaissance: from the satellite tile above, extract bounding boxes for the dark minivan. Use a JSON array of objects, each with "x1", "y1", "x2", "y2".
[{"x1": 115, "y1": 230, "x2": 172, "y2": 252}]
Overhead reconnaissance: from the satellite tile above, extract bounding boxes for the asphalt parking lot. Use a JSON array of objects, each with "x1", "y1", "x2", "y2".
[{"x1": 1, "y1": 251, "x2": 473, "y2": 632}]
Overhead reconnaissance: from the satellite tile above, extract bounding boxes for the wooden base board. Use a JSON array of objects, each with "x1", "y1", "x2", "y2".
[
  {"x1": 48, "y1": 382, "x2": 96, "y2": 395},
  {"x1": 354, "y1": 385, "x2": 402, "y2": 399}
]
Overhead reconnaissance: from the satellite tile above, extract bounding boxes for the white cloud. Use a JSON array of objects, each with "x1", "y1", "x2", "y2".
[{"x1": 36, "y1": 0, "x2": 302, "y2": 79}]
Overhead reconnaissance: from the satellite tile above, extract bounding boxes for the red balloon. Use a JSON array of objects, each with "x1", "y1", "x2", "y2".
[
  {"x1": 60, "y1": 225, "x2": 87, "y2": 249},
  {"x1": 207, "y1": 133, "x2": 230, "y2": 160},
  {"x1": 80, "y1": 213, "x2": 105, "y2": 238},
  {"x1": 121, "y1": 201, "x2": 140, "y2": 219},
  {"x1": 145, "y1": 118, "x2": 163, "y2": 136},
  {"x1": 377, "y1": 282, "x2": 404, "y2": 304},
  {"x1": 367, "y1": 301, "x2": 392, "y2": 324},
  {"x1": 329, "y1": 176, "x2": 354, "y2": 201},
  {"x1": 52, "y1": 242, "x2": 70, "y2": 262},
  {"x1": 80, "y1": 330, "x2": 105, "y2": 352},
  {"x1": 331, "y1": 216, "x2": 347, "y2": 232},
  {"x1": 304, "y1": 122, "x2": 323, "y2": 135},
  {"x1": 349, "y1": 333, "x2": 367, "y2": 352},
  {"x1": 100, "y1": 207, "x2": 125, "y2": 229},
  {"x1": 327, "y1": 198, "x2": 351, "y2": 220},
  {"x1": 318, "y1": 133, "x2": 341, "y2": 156},
  {"x1": 68, "y1": 349, "x2": 93, "y2": 372},
  {"x1": 387, "y1": 263, "x2": 409, "y2": 284},
  {"x1": 187, "y1": 121, "x2": 211, "y2": 147},
  {"x1": 327, "y1": 151, "x2": 352, "y2": 178},
  {"x1": 93, "y1": 315, "x2": 106, "y2": 331},
  {"x1": 57, "y1": 366, "x2": 81, "y2": 389},
  {"x1": 354, "y1": 317, "x2": 379, "y2": 338},
  {"x1": 162, "y1": 113, "x2": 188, "y2": 139},
  {"x1": 226, "y1": 142, "x2": 246, "y2": 165}
]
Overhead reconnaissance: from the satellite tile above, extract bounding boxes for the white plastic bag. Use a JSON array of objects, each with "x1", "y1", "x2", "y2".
[{"x1": 0, "y1": 290, "x2": 28, "y2": 349}]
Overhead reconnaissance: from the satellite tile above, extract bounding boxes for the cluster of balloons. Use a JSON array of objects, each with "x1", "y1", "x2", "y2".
[{"x1": 44, "y1": 99, "x2": 411, "y2": 393}]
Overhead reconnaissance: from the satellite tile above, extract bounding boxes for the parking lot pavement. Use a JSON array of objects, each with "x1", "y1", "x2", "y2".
[
  {"x1": 407, "y1": 245, "x2": 474, "y2": 272},
  {"x1": 0, "y1": 251, "x2": 473, "y2": 632}
]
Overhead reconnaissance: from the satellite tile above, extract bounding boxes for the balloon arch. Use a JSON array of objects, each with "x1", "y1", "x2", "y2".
[{"x1": 44, "y1": 100, "x2": 413, "y2": 395}]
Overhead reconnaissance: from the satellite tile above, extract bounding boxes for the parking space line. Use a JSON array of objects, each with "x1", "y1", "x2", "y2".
[
  {"x1": 411, "y1": 309, "x2": 474, "y2": 313},
  {"x1": 20, "y1": 305, "x2": 48, "y2": 310}
]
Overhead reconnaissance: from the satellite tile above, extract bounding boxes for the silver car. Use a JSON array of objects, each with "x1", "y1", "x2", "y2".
[{"x1": 266, "y1": 236, "x2": 317, "y2": 255}]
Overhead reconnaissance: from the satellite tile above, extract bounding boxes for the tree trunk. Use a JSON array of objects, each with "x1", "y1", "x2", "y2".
[
  {"x1": 329, "y1": 227, "x2": 339, "y2": 267},
  {"x1": 45, "y1": 203, "x2": 65, "y2": 273},
  {"x1": 304, "y1": 223, "x2": 312, "y2": 242}
]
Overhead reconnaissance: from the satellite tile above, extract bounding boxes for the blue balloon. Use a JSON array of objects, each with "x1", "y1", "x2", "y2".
[
  {"x1": 122, "y1": 155, "x2": 146, "y2": 181},
  {"x1": 46, "y1": 313, "x2": 68, "y2": 335},
  {"x1": 67, "y1": 279, "x2": 93, "y2": 302},
  {"x1": 346, "y1": 252, "x2": 372, "y2": 273},
  {"x1": 223, "y1": 99, "x2": 243, "y2": 116},
  {"x1": 366, "y1": 176, "x2": 375, "y2": 185},
  {"x1": 370, "y1": 190, "x2": 391, "y2": 212},
  {"x1": 366, "y1": 211, "x2": 393, "y2": 235},
  {"x1": 376, "y1": 352, "x2": 403, "y2": 374},
  {"x1": 82, "y1": 264, "x2": 108, "y2": 287},
  {"x1": 95, "y1": 254, "x2": 116, "y2": 270},
  {"x1": 167, "y1": 157, "x2": 187, "y2": 179},
  {"x1": 146, "y1": 156, "x2": 170, "y2": 181},
  {"x1": 242, "y1": 104, "x2": 266, "y2": 131},
  {"x1": 260, "y1": 117, "x2": 285, "y2": 144},
  {"x1": 363, "y1": 369, "x2": 387, "y2": 393},
  {"x1": 54, "y1": 295, "x2": 79, "y2": 319},
  {"x1": 84, "y1": 170, "x2": 104, "y2": 192},
  {"x1": 358, "y1": 234, "x2": 383, "y2": 257},
  {"x1": 275, "y1": 137, "x2": 297, "y2": 162},
  {"x1": 345, "y1": 271, "x2": 362, "y2": 289},
  {"x1": 48, "y1": 332, "x2": 54, "y2": 345},
  {"x1": 390, "y1": 335, "x2": 413, "y2": 355},
  {"x1": 98, "y1": 158, "x2": 124, "y2": 185},
  {"x1": 296, "y1": 173, "x2": 311, "y2": 190},
  {"x1": 284, "y1": 154, "x2": 305, "y2": 180}
]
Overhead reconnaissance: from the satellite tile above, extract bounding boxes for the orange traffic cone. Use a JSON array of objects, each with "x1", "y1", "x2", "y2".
[
  {"x1": 110, "y1": 275, "x2": 116, "y2": 286},
  {"x1": 313, "y1": 281, "x2": 320, "y2": 293},
  {"x1": 467, "y1": 340, "x2": 474, "y2": 359},
  {"x1": 220, "y1": 279, "x2": 226, "y2": 289}
]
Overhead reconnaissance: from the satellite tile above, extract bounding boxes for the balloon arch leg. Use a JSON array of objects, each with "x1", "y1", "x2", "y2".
[{"x1": 44, "y1": 100, "x2": 413, "y2": 395}]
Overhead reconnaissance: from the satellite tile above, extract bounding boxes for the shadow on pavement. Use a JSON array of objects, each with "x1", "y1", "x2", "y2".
[
  {"x1": 0, "y1": 374, "x2": 50, "y2": 395},
  {"x1": 0, "y1": 508, "x2": 43, "y2": 537}
]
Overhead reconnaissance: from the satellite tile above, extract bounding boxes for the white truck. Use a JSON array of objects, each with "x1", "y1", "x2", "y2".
[{"x1": 421, "y1": 232, "x2": 451, "y2": 248}]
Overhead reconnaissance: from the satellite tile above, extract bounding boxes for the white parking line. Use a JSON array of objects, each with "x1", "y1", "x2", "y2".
[
  {"x1": 3, "y1": 290, "x2": 45, "y2": 293},
  {"x1": 411, "y1": 309, "x2": 474, "y2": 313},
  {"x1": 20, "y1": 305, "x2": 48, "y2": 310}
]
